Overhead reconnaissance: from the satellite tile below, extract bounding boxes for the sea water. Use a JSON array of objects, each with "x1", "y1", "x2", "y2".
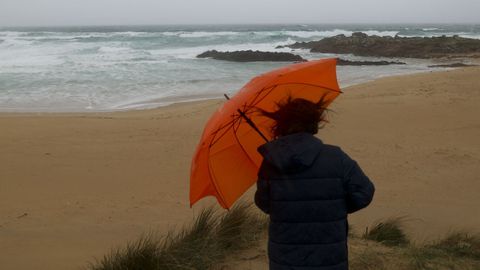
[{"x1": 0, "y1": 24, "x2": 479, "y2": 112}]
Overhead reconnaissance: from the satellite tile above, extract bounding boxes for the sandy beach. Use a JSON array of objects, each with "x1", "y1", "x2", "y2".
[{"x1": 1, "y1": 67, "x2": 480, "y2": 270}]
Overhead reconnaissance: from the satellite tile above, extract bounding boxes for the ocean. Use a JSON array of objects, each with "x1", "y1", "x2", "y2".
[{"x1": 1, "y1": 24, "x2": 479, "y2": 112}]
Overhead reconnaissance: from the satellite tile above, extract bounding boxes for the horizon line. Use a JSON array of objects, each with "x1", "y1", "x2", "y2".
[{"x1": 1, "y1": 22, "x2": 480, "y2": 28}]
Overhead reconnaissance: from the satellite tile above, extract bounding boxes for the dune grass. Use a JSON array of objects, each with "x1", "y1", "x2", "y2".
[
  {"x1": 349, "y1": 229, "x2": 480, "y2": 270},
  {"x1": 407, "y1": 231, "x2": 480, "y2": 270},
  {"x1": 363, "y1": 217, "x2": 409, "y2": 247},
  {"x1": 360, "y1": 218, "x2": 479, "y2": 269},
  {"x1": 428, "y1": 231, "x2": 480, "y2": 260},
  {"x1": 89, "y1": 210, "x2": 480, "y2": 270},
  {"x1": 350, "y1": 248, "x2": 387, "y2": 270},
  {"x1": 88, "y1": 202, "x2": 267, "y2": 270}
]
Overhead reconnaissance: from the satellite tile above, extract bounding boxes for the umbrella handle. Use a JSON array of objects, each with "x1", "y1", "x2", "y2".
[{"x1": 224, "y1": 94, "x2": 269, "y2": 143}]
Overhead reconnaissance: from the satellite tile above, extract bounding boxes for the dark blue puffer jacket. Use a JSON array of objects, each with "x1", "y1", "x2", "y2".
[{"x1": 255, "y1": 132, "x2": 375, "y2": 270}]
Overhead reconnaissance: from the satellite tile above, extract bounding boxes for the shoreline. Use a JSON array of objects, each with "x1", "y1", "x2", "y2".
[
  {"x1": 3, "y1": 24, "x2": 480, "y2": 114},
  {"x1": 1, "y1": 67, "x2": 480, "y2": 270},
  {"x1": 0, "y1": 66, "x2": 470, "y2": 115}
]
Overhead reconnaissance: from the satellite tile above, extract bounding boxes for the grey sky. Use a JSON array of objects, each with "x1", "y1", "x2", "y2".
[{"x1": 1, "y1": 0, "x2": 479, "y2": 26}]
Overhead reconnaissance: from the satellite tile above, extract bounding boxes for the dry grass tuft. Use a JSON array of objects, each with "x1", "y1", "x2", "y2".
[
  {"x1": 363, "y1": 217, "x2": 409, "y2": 247},
  {"x1": 350, "y1": 248, "x2": 387, "y2": 270},
  {"x1": 429, "y1": 231, "x2": 480, "y2": 260},
  {"x1": 407, "y1": 231, "x2": 480, "y2": 270}
]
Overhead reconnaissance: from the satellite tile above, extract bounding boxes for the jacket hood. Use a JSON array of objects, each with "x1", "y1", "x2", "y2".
[{"x1": 257, "y1": 132, "x2": 324, "y2": 172}]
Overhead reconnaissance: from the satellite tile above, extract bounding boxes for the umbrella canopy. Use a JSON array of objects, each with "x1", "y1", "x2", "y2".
[{"x1": 190, "y1": 58, "x2": 341, "y2": 209}]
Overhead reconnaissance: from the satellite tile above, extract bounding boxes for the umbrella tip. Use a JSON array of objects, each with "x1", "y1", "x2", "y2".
[{"x1": 224, "y1": 94, "x2": 230, "y2": 100}]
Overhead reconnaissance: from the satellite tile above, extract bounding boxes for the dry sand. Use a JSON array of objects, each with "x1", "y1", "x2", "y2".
[{"x1": 1, "y1": 67, "x2": 479, "y2": 269}]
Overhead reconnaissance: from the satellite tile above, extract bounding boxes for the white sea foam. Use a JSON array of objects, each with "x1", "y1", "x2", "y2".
[
  {"x1": 362, "y1": 30, "x2": 399, "y2": 37},
  {"x1": 162, "y1": 31, "x2": 240, "y2": 38},
  {"x1": 422, "y1": 27, "x2": 443, "y2": 31},
  {"x1": 114, "y1": 31, "x2": 152, "y2": 37},
  {"x1": 98, "y1": 46, "x2": 132, "y2": 53},
  {"x1": 0, "y1": 31, "x2": 24, "y2": 37},
  {"x1": 148, "y1": 37, "x2": 297, "y2": 60},
  {"x1": 456, "y1": 33, "x2": 480, "y2": 39},
  {"x1": 0, "y1": 55, "x2": 63, "y2": 69},
  {"x1": 0, "y1": 38, "x2": 34, "y2": 47}
]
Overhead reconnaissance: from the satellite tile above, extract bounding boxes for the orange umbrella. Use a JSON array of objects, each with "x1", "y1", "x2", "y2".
[{"x1": 190, "y1": 58, "x2": 341, "y2": 209}]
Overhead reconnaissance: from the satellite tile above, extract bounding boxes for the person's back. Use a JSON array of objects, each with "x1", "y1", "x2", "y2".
[{"x1": 254, "y1": 98, "x2": 375, "y2": 270}]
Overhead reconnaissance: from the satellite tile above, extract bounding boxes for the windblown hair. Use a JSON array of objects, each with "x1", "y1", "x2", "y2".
[{"x1": 259, "y1": 96, "x2": 328, "y2": 138}]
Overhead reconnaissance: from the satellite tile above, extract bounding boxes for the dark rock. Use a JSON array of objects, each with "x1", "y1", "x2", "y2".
[
  {"x1": 284, "y1": 33, "x2": 480, "y2": 58},
  {"x1": 428, "y1": 63, "x2": 478, "y2": 68},
  {"x1": 337, "y1": 58, "x2": 406, "y2": 66},
  {"x1": 197, "y1": 50, "x2": 305, "y2": 62}
]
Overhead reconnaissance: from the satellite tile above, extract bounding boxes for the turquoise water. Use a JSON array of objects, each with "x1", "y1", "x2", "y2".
[{"x1": 1, "y1": 24, "x2": 479, "y2": 112}]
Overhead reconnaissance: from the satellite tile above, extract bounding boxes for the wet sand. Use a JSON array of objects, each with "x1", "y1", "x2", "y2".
[{"x1": 1, "y1": 67, "x2": 479, "y2": 269}]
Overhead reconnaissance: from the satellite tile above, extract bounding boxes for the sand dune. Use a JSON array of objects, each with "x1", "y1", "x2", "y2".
[{"x1": 1, "y1": 67, "x2": 479, "y2": 269}]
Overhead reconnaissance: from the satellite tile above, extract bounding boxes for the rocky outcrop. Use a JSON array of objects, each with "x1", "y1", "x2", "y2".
[
  {"x1": 197, "y1": 50, "x2": 305, "y2": 62},
  {"x1": 196, "y1": 50, "x2": 405, "y2": 65},
  {"x1": 337, "y1": 59, "x2": 406, "y2": 66},
  {"x1": 283, "y1": 32, "x2": 480, "y2": 58}
]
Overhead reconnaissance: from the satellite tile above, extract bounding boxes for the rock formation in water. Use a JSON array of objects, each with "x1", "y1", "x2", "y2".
[
  {"x1": 337, "y1": 59, "x2": 406, "y2": 66},
  {"x1": 282, "y1": 32, "x2": 480, "y2": 58},
  {"x1": 197, "y1": 50, "x2": 305, "y2": 62}
]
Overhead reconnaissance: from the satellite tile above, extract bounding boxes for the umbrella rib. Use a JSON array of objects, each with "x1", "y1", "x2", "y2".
[
  {"x1": 217, "y1": 116, "x2": 239, "y2": 130},
  {"x1": 231, "y1": 113, "x2": 262, "y2": 175},
  {"x1": 210, "y1": 115, "x2": 242, "y2": 147},
  {"x1": 211, "y1": 117, "x2": 238, "y2": 137},
  {"x1": 206, "y1": 148, "x2": 229, "y2": 209},
  {"x1": 250, "y1": 85, "x2": 278, "y2": 107},
  {"x1": 226, "y1": 85, "x2": 276, "y2": 123},
  {"x1": 206, "y1": 116, "x2": 252, "y2": 209},
  {"x1": 205, "y1": 115, "x2": 244, "y2": 208},
  {"x1": 249, "y1": 85, "x2": 275, "y2": 107}
]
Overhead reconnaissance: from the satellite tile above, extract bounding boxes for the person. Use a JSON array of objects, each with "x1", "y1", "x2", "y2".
[{"x1": 254, "y1": 97, "x2": 375, "y2": 270}]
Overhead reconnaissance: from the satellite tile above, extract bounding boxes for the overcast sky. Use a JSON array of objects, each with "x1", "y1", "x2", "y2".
[{"x1": 1, "y1": 0, "x2": 479, "y2": 27}]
